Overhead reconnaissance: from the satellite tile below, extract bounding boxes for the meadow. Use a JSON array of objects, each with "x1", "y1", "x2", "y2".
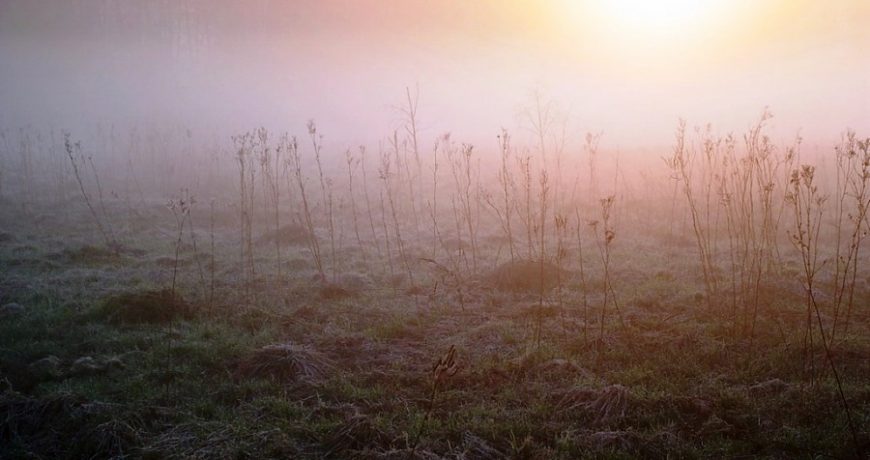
[{"x1": 1, "y1": 110, "x2": 869, "y2": 458}]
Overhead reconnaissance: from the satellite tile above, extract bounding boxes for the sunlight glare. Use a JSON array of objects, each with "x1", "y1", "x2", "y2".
[{"x1": 594, "y1": 0, "x2": 726, "y2": 31}]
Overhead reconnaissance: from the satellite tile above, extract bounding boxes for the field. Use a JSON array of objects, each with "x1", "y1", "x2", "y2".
[{"x1": 1, "y1": 123, "x2": 869, "y2": 459}]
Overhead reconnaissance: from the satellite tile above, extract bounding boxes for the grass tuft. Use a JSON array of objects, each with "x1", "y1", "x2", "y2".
[
  {"x1": 93, "y1": 289, "x2": 193, "y2": 325},
  {"x1": 235, "y1": 342, "x2": 331, "y2": 382}
]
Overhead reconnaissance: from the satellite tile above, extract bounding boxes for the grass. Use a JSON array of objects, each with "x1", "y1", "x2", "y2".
[
  {"x1": 1, "y1": 125, "x2": 869, "y2": 458},
  {"x1": 4, "y1": 225, "x2": 865, "y2": 459}
]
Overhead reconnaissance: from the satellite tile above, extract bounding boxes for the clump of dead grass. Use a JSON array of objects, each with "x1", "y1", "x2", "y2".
[
  {"x1": 323, "y1": 413, "x2": 393, "y2": 457},
  {"x1": 458, "y1": 431, "x2": 504, "y2": 459},
  {"x1": 558, "y1": 384, "x2": 633, "y2": 424},
  {"x1": 94, "y1": 289, "x2": 193, "y2": 325},
  {"x1": 319, "y1": 283, "x2": 357, "y2": 300},
  {"x1": 256, "y1": 224, "x2": 312, "y2": 247},
  {"x1": 235, "y1": 342, "x2": 331, "y2": 382},
  {"x1": 485, "y1": 259, "x2": 563, "y2": 293}
]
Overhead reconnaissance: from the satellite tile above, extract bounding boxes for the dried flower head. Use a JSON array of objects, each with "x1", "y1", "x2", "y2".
[{"x1": 432, "y1": 345, "x2": 458, "y2": 383}]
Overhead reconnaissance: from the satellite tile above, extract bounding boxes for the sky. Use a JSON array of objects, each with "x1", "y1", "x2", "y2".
[{"x1": 0, "y1": 0, "x2": 868, "y2": 151}]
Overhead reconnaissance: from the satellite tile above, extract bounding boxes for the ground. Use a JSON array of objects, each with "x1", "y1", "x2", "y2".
[{"x1": 1, "y1": 199, "x2": 869, "y2": 459}]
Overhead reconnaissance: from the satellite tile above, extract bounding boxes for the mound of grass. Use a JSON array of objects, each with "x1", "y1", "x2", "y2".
[
  {"x1": 319, "y1": 283, "x2": 357, "y2": 300},
  {"x1": 93, "y1": 289, "x2": 193, "y2": 325},
  {"x1": 60, "y1": 244, "x2": 128, "y2": 265},
  {"x1": 558, "y1": 384, "x2": 634, "y2": 425},
  {"x1": 27, "y1": 355, "x2": 63, "y2": 381},
  {"x1": 257, "y1": 224, "x2": 312, "y2": 247},
  {"x1": 235, "y1": 342, "x2": 331, "y2": 382},
  {"x1": 485, "y1": 259, "x2": 564, "y2": 293}
]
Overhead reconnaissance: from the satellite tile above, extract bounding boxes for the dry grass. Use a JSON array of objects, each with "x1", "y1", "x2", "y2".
[
  {"x1": 485, "y1": 259, "x2": 563, "y2": 293},
  {"x1": 1, "y1": 120, "x2": 869, "y2": 458},
  {"x1": 323, "y1": 414, "x2": 393, "y2": 457},
  {"x1": 94, "y1": 289, "x2": 192, "y2": 325},
  {"x1": 256, "y1": 224, "x2": 312, "y2": 247},
  {"x1": 0, "y1": 391, "x2": 138, "y2": 459},
  {"x1": 557, "y1": 384, "x2": 633, "y2": 424},
  {"x1": 235, "y1": 342, "x2": 331, "y2": 382}
]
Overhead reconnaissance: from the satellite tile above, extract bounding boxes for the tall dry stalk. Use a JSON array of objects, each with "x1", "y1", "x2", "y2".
[
  {"x1": 831, "y1": 133, "x2": 870, "y2": 340},
  {"x1": 718, "y1": 128, "x2": 767, "y2": 337},
  {"x1": 400, "y1": 87, "x2": 423, "y2": 240},
  {"x1": 359, "y1": 146, "x2": 383, "y2": 260},
  {"x1": 258, "y1": 128, "x2": 284, "y2": 278},
  {"x1": 165, "y1": 192, "x2": 191, "y2": 402},
  {"x1": 182, "y1": 190, "x2": 206, "y2": 300},
  {"x1": 308, "y1": 121, "x2": 338, "y2": 281},
  {"x1": 534, "y1": 170, "x2": 550, "y2": 347},
  {"x1": 517, "y1": 155, "x2": 535, "y2": 260},
  {"x1": 285, "y1": 134, "x2": 325, "y2": 281},
  {"x1": 233, "y1": 132, "x2": 256, "y2": 296},
  {"x1": 409, "y1": 345, "x2": 458, "y2": 456},
  {"x1": 785, "y1": 164, "x2": 860, "y2": 453},
  {"x1": 665, "y1": 121, "x2": 718, "y2": 310},
  {"x1": 485, "y1": 129, "x2": 517, "y2": 263},
  {"x1": 427, "y1": 136, "x2": 461, "y2": 273},
  {"x1": 429, "y1": 137, "x2": 441, "y2": 259},
  {"x1": 379, "y1": 188, "x2": 395, "y2": 279},
  {"x1": 86, "y1": 149, "x2": 113, "y2": 244},
  {"x1": 345, "y1": 148, "x2": 366, "y2": 263},
  {"x1": 709, "y1": 112, "x2": 793, "y2": 339},
  {"x1": 380, "y1": 142, "x2": 414, "y2": 287},
  {"x1": 575, "y1": 208, "x2": 591, "y2": 346},
  {"x1": 447, "y1": 142, "x2": 480, "y2": 270},
  {"x1": 63, "y1": 133, "x2": 118, "y2": 251},
  {"x1": 553, "y1": 211, "x2": 571, "y2": 328},
  {"x1": 591, "y1": 195, "x2": 621, "y2": 352}
]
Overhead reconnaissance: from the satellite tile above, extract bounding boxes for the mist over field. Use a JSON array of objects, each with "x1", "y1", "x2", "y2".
[
  {"x1": 1, "y1": 1, "x2": 869, "y2": 458},
  {"x1": 2, "y1": 0, "x2": 868, "y2": 148}
]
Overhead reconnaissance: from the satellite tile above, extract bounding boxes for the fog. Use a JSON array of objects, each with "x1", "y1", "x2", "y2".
[
  {"x1": 2, "y1": 0, "x2": 868, "y2": 151},
  {"x1": 3, "y1": 4, "x2": 870, "y2": 457}
]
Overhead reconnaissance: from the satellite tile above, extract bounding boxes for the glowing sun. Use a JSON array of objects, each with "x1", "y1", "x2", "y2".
[{"x1": 593, "y1": 0, "x2": 727, "y2": 31}]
